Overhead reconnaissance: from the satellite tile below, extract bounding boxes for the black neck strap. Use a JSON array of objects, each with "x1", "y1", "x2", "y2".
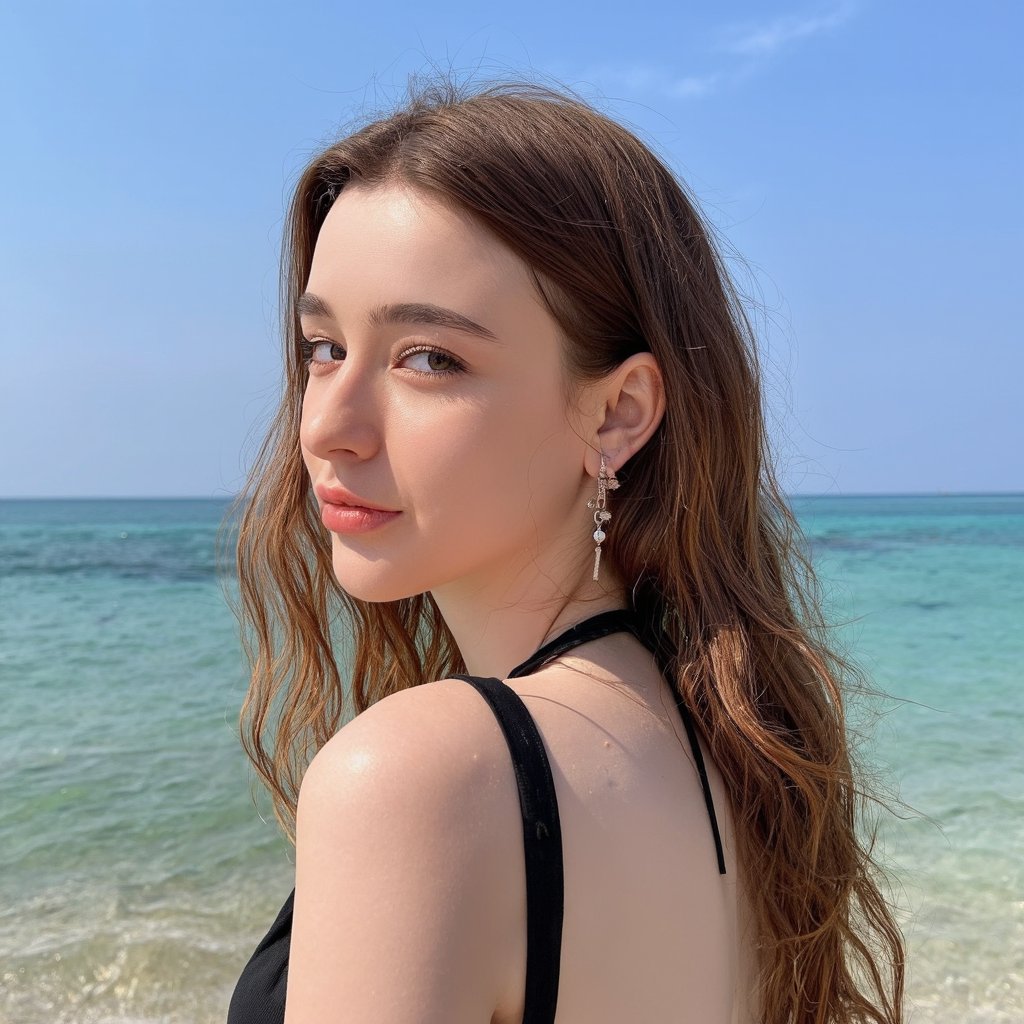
[
  {"x1": 505, "y1": 607, "x2": 726, "y2": 875},
  {"x1": 507, "y1": 608, "x2": 643, "y2": 678}
]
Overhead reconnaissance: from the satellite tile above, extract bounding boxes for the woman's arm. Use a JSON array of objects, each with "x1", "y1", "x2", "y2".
[{"x1": 284, "y1": 681, "x2": 513, "y2": 1024}]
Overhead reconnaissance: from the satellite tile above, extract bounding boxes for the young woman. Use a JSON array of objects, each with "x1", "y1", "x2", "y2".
[{"x1": 227, "y1": 80, "x2": 905, "y2": 1023}]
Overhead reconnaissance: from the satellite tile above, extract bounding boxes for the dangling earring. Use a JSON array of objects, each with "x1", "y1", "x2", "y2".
[{"x1": 586, "y1": 453, "x2": 620, "y2": 582}]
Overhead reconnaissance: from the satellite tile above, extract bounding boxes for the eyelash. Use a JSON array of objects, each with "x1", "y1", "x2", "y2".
[{"x1": 298, "y1": 338, "x2": 468, "y2": 380}]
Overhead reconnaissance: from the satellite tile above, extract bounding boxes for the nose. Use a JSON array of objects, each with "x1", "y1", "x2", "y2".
[{"x1": 299, "y1": 358, "x2": 383, "y2": 463}]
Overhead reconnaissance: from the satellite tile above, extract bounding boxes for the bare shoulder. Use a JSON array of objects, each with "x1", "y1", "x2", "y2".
[
  {"x1": 287, "y1": 678, "x2": 522, "y2": 1023},
  {"x1": 302, "y1": 676, "x2": 510, "y2": 808}
]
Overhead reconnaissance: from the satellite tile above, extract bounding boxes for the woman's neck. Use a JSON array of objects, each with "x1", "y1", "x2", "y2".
[{"x1": 431, "y1": 565, "x2": 629, "y2": 679}]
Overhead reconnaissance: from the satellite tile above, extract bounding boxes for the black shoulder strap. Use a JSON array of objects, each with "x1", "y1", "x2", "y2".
[
  {"x1": 672, "y1": 698, "x2": 727, "y2": 874},
  {"x1": 505, "y1": 608, "x2": 726, "y2": 877},
  {"x1": 451, "y1": 674, "x2": 562, "y2": 1024}
]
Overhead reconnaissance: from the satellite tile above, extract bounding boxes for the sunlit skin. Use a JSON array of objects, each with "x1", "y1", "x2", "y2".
[
  {"x1": 286, "y1": 185, "x2": 751, "y2": 1024},
  {"x1": 298, "y1": 183, "x2": 666, "y2": 677}
]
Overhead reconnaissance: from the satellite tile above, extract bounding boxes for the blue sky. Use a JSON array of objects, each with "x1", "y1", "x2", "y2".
[{"x1": 1, "y1": 0, "x2": 1019, "y2": 497}]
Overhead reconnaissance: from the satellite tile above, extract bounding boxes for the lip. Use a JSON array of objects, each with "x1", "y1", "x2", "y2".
[
  {"x1": 314, "y1": 484, "x2": 399, "y2": 514},
  {"x1": 319, "y1": 503, "x2": 401, "y2": 535},
  {"x1": 314, "y1": 482, "x2": 402, "y2": 536}
]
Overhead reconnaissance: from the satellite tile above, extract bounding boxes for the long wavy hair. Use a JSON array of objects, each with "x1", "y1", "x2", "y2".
[{"x1": 227, "y1": 78, "x2": 905, "y2": 1023}]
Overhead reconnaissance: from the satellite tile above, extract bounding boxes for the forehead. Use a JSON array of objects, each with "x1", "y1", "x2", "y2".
[{"x1": 306, "y1": 185, "x2": 540, "y2": 317}]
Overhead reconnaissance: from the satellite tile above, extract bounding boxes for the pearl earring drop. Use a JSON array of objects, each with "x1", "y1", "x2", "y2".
[{"x1": 586, "y1": 453, "x2": 619, "y2": 581}]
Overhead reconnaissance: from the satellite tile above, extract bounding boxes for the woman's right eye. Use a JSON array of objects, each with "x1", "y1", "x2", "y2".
[{"x1": 300, "y1": 338, "x2": 344, "y2": 366}]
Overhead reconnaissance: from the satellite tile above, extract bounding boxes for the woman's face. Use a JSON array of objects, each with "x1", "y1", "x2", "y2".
[{"x1": 299, "y1": 183, "x2": 593, "y2": 605}]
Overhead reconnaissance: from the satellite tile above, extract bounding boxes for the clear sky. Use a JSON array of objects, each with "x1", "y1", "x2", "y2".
[{"x1": 1, "y1": 0, "x2": 1019, "y2": 497}]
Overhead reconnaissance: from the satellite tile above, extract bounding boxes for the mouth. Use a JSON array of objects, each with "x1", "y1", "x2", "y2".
[
  {"x1": 319, "y1": 502, "x2": 401, "y2": 534},
  {"x1": 314, "y1": 484, "x2": 399, "y2": 514}
]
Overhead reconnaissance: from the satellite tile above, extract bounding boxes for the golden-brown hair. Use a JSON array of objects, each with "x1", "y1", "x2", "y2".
[{"x1": 227, "y1": 78, "x2": 905, "y2": 1023}]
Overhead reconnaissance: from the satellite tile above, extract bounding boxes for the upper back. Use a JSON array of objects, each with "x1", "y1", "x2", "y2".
[
  {"x1": 468, "y1": 657, "x2": 758, "y2": 1024},
  {"x1": 276, "y1": 627, "x2": 759, "y2": 1024}
]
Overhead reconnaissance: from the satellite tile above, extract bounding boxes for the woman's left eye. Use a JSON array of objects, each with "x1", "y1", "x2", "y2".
[{"x1": 399, "y1": 346, "x2": 467, "y2": 379}]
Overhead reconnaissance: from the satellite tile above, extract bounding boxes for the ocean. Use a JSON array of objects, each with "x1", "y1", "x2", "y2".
[{"x1": 1, "y1": 494, "x2": 1020, "y2": 1022}]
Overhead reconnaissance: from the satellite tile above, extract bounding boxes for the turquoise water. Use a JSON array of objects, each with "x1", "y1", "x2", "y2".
[{"x1": 1, "y1": 495, "x2": 1021, "y2": 1022}]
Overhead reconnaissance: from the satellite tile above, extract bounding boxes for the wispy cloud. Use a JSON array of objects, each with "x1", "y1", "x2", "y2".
[
  {"x1": 573, "y1": 64, "x2": 724, "y2": 100},
  {"x1": 718, "y1": 1, "x2": 857, "y2": 57},
  {"x1": 575, "y1": 2, "x2": 859, "y2": 103},
  {"x1": 669, "y1": 73, "x2": 722, "y2": 99}
]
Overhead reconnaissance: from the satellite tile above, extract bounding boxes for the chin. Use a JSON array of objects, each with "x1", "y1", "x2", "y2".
[{"x1": 330, "y1": 552, "x2": 423, "y2": 605}]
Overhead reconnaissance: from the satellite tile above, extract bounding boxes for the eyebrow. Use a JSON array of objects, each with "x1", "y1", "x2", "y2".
[{"x1": 295, "y1": 292, "x2": 499, "y2": 342}]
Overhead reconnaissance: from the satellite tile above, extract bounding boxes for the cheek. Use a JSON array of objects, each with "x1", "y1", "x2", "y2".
[
  {"x1": 298, "y1": 400, "x2": 315, "y2": 467},
  {"x1": 298, "y1": 435, "x2": 319, "y2": 480},
  {"x1": 410, "y1": 399, "x2": 574, "y2": 534}
]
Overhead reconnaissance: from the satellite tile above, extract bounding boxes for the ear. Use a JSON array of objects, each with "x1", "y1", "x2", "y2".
[{"x1": 582, "y1": 352, "x2": 666, "y2": 479}]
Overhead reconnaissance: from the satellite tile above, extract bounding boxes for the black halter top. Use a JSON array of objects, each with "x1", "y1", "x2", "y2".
[{"x1": 227, "y1": 607, "x2": 726, "y2": 1024}]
